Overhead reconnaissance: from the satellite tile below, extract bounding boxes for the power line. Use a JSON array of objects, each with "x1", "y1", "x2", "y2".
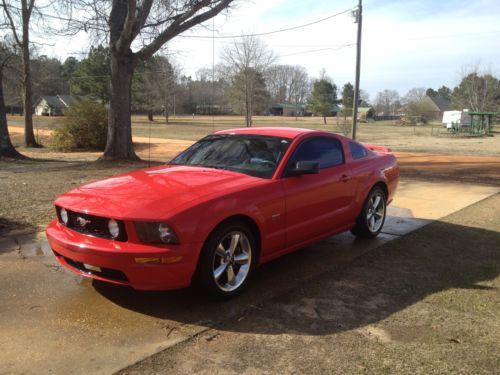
[
  {"x1": 279, "y1": 44, "x2": 355, "y2": 58},
  {"x1": 178, "y1": 7, "x2": 357, "y2": 39}
]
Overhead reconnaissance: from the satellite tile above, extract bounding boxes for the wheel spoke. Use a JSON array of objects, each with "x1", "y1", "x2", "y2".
[
  {"x1": 234, "y1": 264, "x2": 249, "y2": 284},
  {"x1": 234, "y1": 253, "x2": 249, "y2": 265},
  {"x1": 215, "y1": 244, "x2": 226, "y2": 258},
  {"x1": 373, "y1": 196, "x2": 381, "y2": 210},
  {"x1": 214, "y1": 262, "x2": 228, "y2": 280},
  {"x1": 239, "y1": 234, "x2": 251, "y2": 253},
  {"x1": 229, "y1": 233, "x2": 240, "y2": 255},
  {"x1": 369, "y1": 216, "x2": 375, "y2": 230},
  {"x1": 226, "y1": 265, "x2": 235, "y2": 284}
]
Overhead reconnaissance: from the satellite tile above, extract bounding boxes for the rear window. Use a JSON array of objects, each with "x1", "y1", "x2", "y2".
[{"x1": 350, "y1": 142, "x2": 368, "y2": 159}]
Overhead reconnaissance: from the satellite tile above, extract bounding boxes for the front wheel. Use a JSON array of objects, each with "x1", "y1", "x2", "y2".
[
  {"x1": 351, "y1": 186, "x2": 387, "y2": 239},
  {"x1": 196, "y1": 221, "x2": 256, "y2": 298}
]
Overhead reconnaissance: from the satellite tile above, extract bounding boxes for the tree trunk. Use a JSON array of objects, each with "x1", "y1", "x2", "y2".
[
  {"x1": 21, "y1": 19, "x2": 38, "y2": 148},
  {"x1": 0, "y1": 71, "x2": 25, "y2": 159},
  {"x1": 101, "y1": 51, "x2": 139, "y2": 160},
  {"x1": 323, "y1": 115, "x2": 327, "y2": 125}
]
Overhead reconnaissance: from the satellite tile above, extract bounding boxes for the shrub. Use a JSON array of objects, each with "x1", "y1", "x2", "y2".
[{"x1": 52, "y1": 100, "x2": 108, "y2": 150}]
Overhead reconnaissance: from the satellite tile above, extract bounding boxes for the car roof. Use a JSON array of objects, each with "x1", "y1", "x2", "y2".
[{"x1": 215, "y1": 127, "x2": 316, "y2": 139}]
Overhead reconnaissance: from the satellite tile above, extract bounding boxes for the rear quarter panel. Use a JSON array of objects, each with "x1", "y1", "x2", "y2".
[{"x1": 346, "y1": 142, "x2": 399, "y2": 215}]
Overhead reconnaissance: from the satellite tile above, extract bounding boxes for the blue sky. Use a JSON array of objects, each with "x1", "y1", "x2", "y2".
[{"x1": 46, "y1": 0, "x2": 500, "y2": 100}]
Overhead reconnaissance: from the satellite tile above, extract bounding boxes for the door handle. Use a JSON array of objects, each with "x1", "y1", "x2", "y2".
[{"x1": 340, "y1": 174, "x2": 351, "y2": 182}]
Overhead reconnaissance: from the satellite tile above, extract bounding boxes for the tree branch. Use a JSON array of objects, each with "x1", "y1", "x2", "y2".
[
  {"x1": 1, "y1": 0, "x2": 22, "y2": 46},
  {"x1": 27, "y1": 0, "x2": 35, "y2": 17},
  {"x1": 135, "y1": 0, "x2": 233, "y2": 63},
  {"x1": 115, "y1": 0, "x2": 136, "y2": 53},
  {"x1": 130, "y1": 0, "x2": 154, "y2": 40}
]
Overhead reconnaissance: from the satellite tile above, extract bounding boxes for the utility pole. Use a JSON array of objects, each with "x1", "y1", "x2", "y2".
[{"x1": 351, "y1": 0, "x2": 363, "y2": 140}]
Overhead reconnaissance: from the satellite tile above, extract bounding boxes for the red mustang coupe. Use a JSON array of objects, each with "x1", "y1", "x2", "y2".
[{"x1": 46, "y1": 127, "x2": 399, "y2": 297}]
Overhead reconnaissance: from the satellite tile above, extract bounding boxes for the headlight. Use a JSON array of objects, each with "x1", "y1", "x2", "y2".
[
  {"x1": 108, "y1": 219, "x2": 120, "y2": 239},
  {"x1": 60, "y1": 208, "x2": 68, "y2": 225},
  {"x1": 135, "y1": 222, "x2": 179, "y2": 244}
]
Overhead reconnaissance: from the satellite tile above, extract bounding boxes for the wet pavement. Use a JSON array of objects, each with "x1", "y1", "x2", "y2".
[{"x1": 0, "y1": 179, "x2": 498, "y2": 374}]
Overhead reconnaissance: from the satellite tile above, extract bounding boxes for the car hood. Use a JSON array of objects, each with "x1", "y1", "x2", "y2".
[{"x1": 55, "y1": 165, "x2": 263, "y2": 220}]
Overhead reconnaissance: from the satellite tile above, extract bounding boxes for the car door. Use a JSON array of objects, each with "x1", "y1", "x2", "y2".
[{"x1": 282, "y1": 136, "x2": 356, "y2": 247}]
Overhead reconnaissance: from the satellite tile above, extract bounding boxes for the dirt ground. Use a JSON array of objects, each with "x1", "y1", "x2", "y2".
[
  {"x1": 396, "y1": 152, "x2": 500, "y2": 185},
  {"x1": 0, "y1": 182, "x2": 497, "y2": 374},
  {"x1": 118, "y1": 193, "x2": 500, "y2": 375}
]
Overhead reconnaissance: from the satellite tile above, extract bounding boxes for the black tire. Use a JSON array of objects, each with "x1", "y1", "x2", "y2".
[
  {"x1": 351, "y1": 186, "x2": 387, "y2": 239},
  {"x1": 195, "y1": 220, "x2": 257, "y2": 298}
]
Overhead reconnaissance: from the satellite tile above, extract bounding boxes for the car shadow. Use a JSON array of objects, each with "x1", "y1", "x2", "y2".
[{"x1": 93, "y1": 218, "x2": 500, "y2": 336}]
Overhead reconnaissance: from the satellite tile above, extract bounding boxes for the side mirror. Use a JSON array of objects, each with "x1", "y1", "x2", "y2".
[{"x1": 288, "y1": 161, "x2": 320, "y2": 176}]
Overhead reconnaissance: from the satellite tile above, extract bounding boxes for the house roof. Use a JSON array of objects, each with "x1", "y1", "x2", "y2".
[
  {"x1": 35, "y1": 95, "x2": 80, "y2": 109},
  {"x1": 357, "y1": 107, "x2": 373, "y2": 113},
  {"x1": 427, "y1": 95, "x2": 451, "y2": 111},
  {"x1": 57, "y1": 95, "x2": 77, "y2": 107},
  {"x1": 39, "y1": 96, "x2": 65, "y2": 109},
  {"x1": 271, "y1": 103, "x2": 306, "y2": 110}
]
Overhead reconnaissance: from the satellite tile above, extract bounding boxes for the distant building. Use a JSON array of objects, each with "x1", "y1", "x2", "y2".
[
  {"x1": 34, "y1": 95, "x2": 81, "y2": 116},
  {"x1": 357, "y1": 106, "x2": 375, "y2": 122},
  {"x1": 195, "y1": 104, "x2": 233, "y2": 115},
  {"x1": 422, "y1": 95, "x2": 452, "y2": 120},
  {"x1": 270, "y1": 103, "x2": 306, "y2": 117}
]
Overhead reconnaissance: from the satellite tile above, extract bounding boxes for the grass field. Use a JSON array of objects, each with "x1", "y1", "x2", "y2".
[{"x1": 7, "y1": 114, "x2": 500, "y2": 157}]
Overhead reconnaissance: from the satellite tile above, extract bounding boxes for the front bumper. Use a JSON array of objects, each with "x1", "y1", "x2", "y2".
[{"x1": 46, "y1": 220, "x2": 202, "y2": 290}]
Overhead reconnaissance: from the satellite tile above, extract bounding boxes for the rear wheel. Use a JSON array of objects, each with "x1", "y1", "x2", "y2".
[
  {"x1": 196, "y1": 221, "x2": 257, "y2": 298},
  {"x1": 351, "y1": 186, "x2": 387, "y2": 239}
]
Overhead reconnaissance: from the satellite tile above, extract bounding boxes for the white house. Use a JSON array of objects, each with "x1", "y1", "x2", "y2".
[{"x1": 34, "y1": 95, "x2": 79, "y2": 116}]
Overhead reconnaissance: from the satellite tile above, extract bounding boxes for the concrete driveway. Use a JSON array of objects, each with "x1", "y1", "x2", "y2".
[{"x1": 0, "y1": 179, "x2": 498, "y2": 374}]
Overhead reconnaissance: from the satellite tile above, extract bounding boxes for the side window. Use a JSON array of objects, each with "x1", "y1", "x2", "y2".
[
  {"x1": 349, "y1": 142, "x2": 368, "y2": 159},
  {"x1": 289, "y1": 137, "x2": 344, "y2": 169}
]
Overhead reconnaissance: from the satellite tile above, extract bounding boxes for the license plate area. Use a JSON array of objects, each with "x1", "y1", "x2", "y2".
[{"x1": 83, "y1": 263, "x2": 102, "y2": 272}]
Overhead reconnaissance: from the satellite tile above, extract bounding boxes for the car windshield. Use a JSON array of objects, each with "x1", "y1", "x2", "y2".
[{"x1": 170, "y1": 134, "x2": 292, "y2": 178}]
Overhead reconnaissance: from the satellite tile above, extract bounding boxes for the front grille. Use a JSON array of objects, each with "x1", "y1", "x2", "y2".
[
  {"x1": 53, "y1": 251, "x2": 129, "y2": 283},
  {"x1": 56, "y1": 207, "x2": 128, "y2": 242}
]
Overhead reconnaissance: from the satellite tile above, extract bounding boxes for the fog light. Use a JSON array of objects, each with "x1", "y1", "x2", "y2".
[
  {"x1": 60, "y1": 208, "x2": 68, "y2": 225},
  {"x1": 108, "y1": 219, "x2": 120, "y2": 239}
]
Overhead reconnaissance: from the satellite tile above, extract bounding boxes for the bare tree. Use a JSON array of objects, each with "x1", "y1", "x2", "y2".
[
  {"x1": 222, "y1": 36, "x2": 276, "y2": 126},
  {"x1": 265, "y1": 64, "x2": 292, "y2": 103},
  {"x1": 1, "y1": 0, "x2": 40, "y2": 147},
  {"x1": 373, "y1": 89, "x2": 400, "y2": 115},
  {"x1": 359, "y1": 89, "x2": 370, "y2": 105},
  {"x1": 403, "y1": 87, "x2": 436, "y2": 123},
  {"x1": 58, "y1": 0, "x2": 235, "y2": 160},
  {"x1": 265, "y1": 64, "x2": 309, "y2": 119},
  {"x1": 0, "y1": 43, "x2": 25, "y2": 158},
  {"x1": 452, "y1": 64, "x2": 500, "y2": 112},
  {"x1": 403, "y1": 87, "x2": 427, "y2": 105},
  {"x1": 289, "y1": 65, "x2": 309, "y2": 119}
]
